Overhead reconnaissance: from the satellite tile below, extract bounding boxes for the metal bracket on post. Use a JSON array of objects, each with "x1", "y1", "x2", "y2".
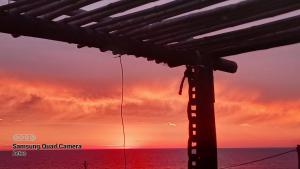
[{"x1": 186, "y1": 63, "x2": 218, "y2": 169}]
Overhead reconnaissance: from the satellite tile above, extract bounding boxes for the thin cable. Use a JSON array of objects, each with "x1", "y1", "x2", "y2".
[
  {"x1": 119, "y1": 56, "x2": 127, "y2": 169},
  {"x1": 219, "y1": 149, "x2": 296, "y2": 169}
]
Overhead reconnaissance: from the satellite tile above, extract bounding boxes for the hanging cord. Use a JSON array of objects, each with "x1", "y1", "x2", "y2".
[
  {"x1": 119, "y1": 55, "x2": 127, "y2": 169},
  {"x1": 178, "y1": 69, "x2": 189, "y2": 95},
  {"x1": 219, "y1": 148, "x2": 296, "y2": 169}
]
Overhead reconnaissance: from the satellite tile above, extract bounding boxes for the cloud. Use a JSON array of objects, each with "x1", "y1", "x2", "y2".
[
  {"x1": 0, "y1": 71, "x2": 299, "y2": 126},
  {"x1": 168, "y1": 122, "x2": 177, "y2": 127},
  {"x1": 17, "y1": 94, "x2": 43, "y2": 108},
  {"x1": 240, "y1": 123, "x2": 251, "y2": 127},
  {"x1": 0, "y1": 73, "x2": 185, "y2": 124},
  {"x1": 0, "y1": 67, "x2": 299, "y2": 148}
]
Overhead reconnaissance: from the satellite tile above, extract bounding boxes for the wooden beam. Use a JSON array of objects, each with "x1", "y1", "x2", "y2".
[{"x1": 127, "y1": 0, "x2": 300, "y2": 42}]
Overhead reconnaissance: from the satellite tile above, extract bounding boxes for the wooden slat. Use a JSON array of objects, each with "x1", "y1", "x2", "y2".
[
  {"x1": 171, "y1": 15, "x2": 300, "y2": 50},
  {"x1": 61, "y1": 0, "x2": 156, "y2": 26},
  {"x1": 9, "y1": 0, "x2": 88, "y2": 18},
  {"x1": 89, "y1": 0, "x2": 188, "y2": 30},
  {"x1": 25, "y1": 0, "x2": 78, "y2": 17},
  {"x1": 90, "y1": 0, "x2": 226, "y2": 32},
  {"x1": 112, "y1": 0, "x2": 228, "y2": 35},
  {"x1": 90, "y1": 0, "x2": 191, "y2": 32},
  {"x1": 126, "y1": 0, "x2": 300, "y2": 42},
  {"x1": 153, "y1": 9, "x2": 300, "y2": 44},
  {"x1": 0, "y1": 0, "x2": 35, "y2": 11},
  {"x1": 206, "y1": 27, "x2": 300, "y2": 58},
  {"x1": 8, "y1": 0, "x2": 51, "y2": 14},
  {"x1": 41, "y1": 0, "x2": 100, "y2": 20},
  {"x1": 66, "y1": 8, "x2": 86, "y2": 16}
]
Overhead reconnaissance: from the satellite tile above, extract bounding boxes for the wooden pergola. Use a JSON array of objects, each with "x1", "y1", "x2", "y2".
[{"x1": 0, "y1": 0, "x2": 299, "y2": 168}]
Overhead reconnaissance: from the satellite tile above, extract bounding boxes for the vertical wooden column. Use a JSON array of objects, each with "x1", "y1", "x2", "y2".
[{"x1": 187, "y1": 65, "x2": 218, "y2": 169}]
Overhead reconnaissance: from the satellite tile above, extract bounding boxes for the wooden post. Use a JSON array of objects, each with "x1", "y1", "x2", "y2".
[
  {"x1": 83, "y1": 161, "x2": 88, "y2": 169},
  {"x1": 186, "y1": 64, "x2": 218, "y2": 169},
  {"x1": 297, "y1": 145, "x2": 300, "y2": 169}
]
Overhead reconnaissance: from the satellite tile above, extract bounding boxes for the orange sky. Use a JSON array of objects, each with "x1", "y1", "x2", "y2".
[{"x1": 0, "y1": 34, "x2": 299, "y2": 149}]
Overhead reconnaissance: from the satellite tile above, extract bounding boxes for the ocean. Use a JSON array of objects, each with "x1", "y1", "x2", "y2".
[{"x1": 0, "y1": 148, "x2": 298, "y2": 169}]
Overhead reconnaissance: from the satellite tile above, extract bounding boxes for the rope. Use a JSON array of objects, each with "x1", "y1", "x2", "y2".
[
  {"x1": 178, "y1": 69, "x2": 188, "y2": 95},
  {"x1": 178, "y1": 67, "x2": 192, "y2": 95},
  {"x1": 219, "y1": 149, "x2": 296, "y2": 169},
  {"x1": 119, "y1": 56, "x2": 127, "y2": 169}
]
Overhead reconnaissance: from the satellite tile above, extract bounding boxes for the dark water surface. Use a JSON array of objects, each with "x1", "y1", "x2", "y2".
[{"x1": 0, "y1": 148, "x2": 297, "y2": 169}]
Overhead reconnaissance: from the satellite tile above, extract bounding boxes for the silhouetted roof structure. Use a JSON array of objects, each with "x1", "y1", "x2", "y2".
[{"x1": 0, "y1": 0, "x2": 299, "y2": 67}]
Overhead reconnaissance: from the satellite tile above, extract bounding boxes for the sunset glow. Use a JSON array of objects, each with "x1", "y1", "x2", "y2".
[{"x1": 0, "y1": 34, "x2": 299, "y2": 149}]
